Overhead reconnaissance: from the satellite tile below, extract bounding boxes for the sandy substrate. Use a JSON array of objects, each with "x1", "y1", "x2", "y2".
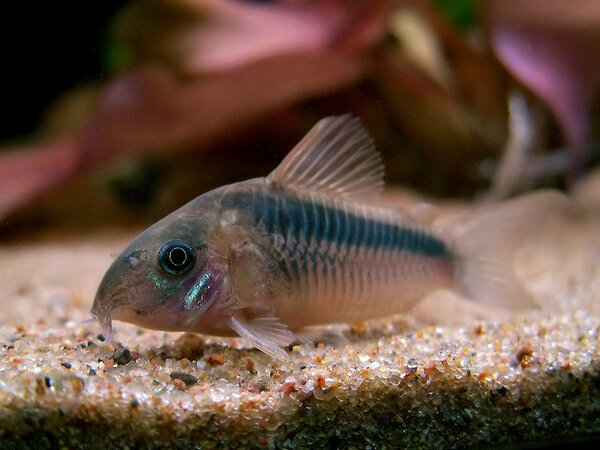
[{"x1": 1, "y1": 187, "x2": 600, "y2": 448}]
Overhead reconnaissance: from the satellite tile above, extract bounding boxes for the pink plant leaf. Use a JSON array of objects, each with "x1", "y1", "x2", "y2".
[{"x1": 486, "y1": 0, "x2": 600, "y2": 172}]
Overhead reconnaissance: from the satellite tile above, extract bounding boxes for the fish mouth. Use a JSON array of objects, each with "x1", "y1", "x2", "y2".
[
  {"x1": 90, "y1": 300, "x2": 114, "y2": 343},
  {"x1": 91, "y1": 277, "x2": 121, "y2": 343},
  {"x1": 91, "y1": 253, "x2": 137, "y2": 342}
]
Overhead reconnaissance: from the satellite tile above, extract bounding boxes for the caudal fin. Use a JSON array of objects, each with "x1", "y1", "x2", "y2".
[{"x1": 441, "y1": 190, "x2": 570, "y2": 309}]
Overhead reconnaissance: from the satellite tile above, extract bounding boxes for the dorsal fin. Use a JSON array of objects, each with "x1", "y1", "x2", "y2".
[{"x1": 266, "y1": 115, "x2": 384, "y2": 199}]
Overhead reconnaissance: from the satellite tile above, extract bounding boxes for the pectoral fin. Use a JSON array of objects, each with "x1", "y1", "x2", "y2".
[{"x1": 227, "y1": 313, "x2": 295, "y2": 360}]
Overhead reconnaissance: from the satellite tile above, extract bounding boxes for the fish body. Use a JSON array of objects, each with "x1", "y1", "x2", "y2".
[
  {"x1": 217, "y1": 180, "x2": 454, "y2": 326},
  {"x1": 92, "y1": 116, "x2": 566, "y2": 359}
]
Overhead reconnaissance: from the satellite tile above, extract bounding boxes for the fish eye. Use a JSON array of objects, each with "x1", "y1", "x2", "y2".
[{"x1": 158, "y1": 241, "x2": 196, "y2": 275}]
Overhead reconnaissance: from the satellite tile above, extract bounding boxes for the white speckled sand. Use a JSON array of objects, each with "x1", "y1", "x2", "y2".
[{"x1": 1, "y1": 184, "x2": 600, "y2": 448}]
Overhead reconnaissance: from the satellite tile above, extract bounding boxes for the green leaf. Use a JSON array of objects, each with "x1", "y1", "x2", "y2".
[{"x1": 434, "y1": 0, "x2": 476, "y2": 30}]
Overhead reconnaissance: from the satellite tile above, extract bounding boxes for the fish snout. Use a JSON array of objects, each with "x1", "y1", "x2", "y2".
[{"x1": 91, "y1": 255, "x2": 137, "y2": 341}]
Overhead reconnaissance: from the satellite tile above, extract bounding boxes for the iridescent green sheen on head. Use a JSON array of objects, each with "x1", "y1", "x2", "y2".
[
  {"x1": 145, "y1": 270, "x2": 184, "y2": 300},
  {"x1": 183, "y1": 272, "x2": 213, "y2": 310}
]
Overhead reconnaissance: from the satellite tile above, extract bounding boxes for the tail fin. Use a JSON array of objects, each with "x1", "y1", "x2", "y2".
[{"x1": 440, "y1": 190, "x2": 570, "y2": 310}]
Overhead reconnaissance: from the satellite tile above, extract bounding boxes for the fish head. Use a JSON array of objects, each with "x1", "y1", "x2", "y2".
[{"x1": 92, "y1": 197, "x2": 230, "y2": 339}]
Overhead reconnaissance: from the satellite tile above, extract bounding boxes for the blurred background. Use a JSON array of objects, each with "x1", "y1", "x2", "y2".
[{"x1": 1, "y1": 0, "x2": 599, "y2": 237}]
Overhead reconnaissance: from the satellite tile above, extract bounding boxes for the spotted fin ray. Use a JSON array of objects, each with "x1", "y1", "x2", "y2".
[{"x1": 267, "y1": 115, "x2": 384, "y2": 199}]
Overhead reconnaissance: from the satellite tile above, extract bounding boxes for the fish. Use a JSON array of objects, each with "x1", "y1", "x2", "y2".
[{"x1": 92, "y1": 115, "x2": 567, "y2": 360}]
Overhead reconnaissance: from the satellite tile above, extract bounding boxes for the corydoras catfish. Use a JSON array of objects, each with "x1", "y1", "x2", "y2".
[{"x1": 92, "y1": 115, "x2": 566, "y2": 359}]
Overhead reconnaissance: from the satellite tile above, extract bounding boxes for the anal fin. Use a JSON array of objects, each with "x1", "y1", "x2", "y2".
[{"x1": 227, "y1": 313, "x2": 295, "y2": 361}]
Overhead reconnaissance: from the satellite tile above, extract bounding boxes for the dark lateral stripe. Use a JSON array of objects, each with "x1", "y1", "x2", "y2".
[{"x1": 222, "y1": 190, "x2": 451, "y2": 259}]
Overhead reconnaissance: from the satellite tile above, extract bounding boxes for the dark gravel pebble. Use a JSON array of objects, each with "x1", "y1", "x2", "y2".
[
  {"x1": 113, "y1": 348, "x2": 132, "y2": 365},
  {"x1": 170, "y1": 371, "x2": 198, "y2": 386}
]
